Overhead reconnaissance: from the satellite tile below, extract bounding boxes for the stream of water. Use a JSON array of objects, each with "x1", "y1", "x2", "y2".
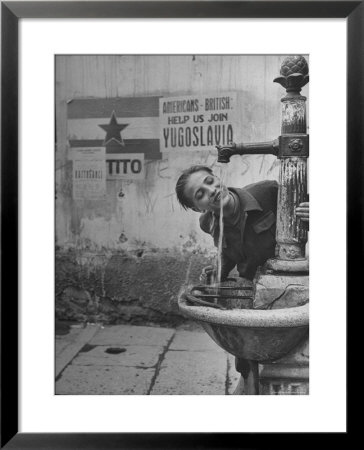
[{"x1": 216, "y1": 165, "x2": 227, "y2": 285}]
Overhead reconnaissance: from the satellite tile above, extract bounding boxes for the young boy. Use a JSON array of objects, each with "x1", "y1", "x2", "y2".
[
  {"x1": 176, "y1": 165, "x2": 309, "y2": 393},
  {"x1": 175, "y1": 165, "x2": 308, "y2": 283}
]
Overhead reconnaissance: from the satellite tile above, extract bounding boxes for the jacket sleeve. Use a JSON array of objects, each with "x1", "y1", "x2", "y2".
[
  {"x1": 220, "y1": 252, "x2": 236, "y2": 281},
  {"x1": 199, "y1": 212, "x2": 212, "y2": 235},
  {"x1": 270, "y1": 180, "x2": 279, "y2": 212}
]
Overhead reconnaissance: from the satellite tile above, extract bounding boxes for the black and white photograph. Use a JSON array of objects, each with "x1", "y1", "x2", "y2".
[
  {"x1": 55, "y1": 54, "x2": 310, "y2": 396},
  {"x1": 1, "y1": 0, "x2": 357, "y2": 443}
]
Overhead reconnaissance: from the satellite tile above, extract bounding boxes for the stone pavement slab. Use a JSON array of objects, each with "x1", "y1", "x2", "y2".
[
  {"x1": 55, "y1": 324, "x2": 101, "y2": 378},
  {"x1": 150, "y1": 349, "x2": 227, "y2": 395},
  {"x1": 89, "y1": 325, "x2": 174, "y2": 347},
  {"x1": 55, "y1": 324, "x2": 85, "y2": 357},
  {"x1": 169, "y1": 329, "x2": 222, "y2": 352},
  {"x1": 73, "y1": 345, "x2": 162, "y2": 368},
  {"x1": 56, "y1": 365, "x2": 155, "y2": 395},
  {"x1": 55, "y1": 324, "x2": 242, "y2": 395}
]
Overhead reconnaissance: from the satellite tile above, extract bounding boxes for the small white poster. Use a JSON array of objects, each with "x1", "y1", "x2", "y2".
[
  {"x1": 159, "y1": 92, "x2": 237, "y2": 151},
  {"x1": 72, "y1": 147, "x2": 106, "y2": 200}
]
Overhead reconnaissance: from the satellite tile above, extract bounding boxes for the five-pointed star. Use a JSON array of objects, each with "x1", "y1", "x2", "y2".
[{"x1": 99, "y1": 111, "x2": 129, "y2": 146}]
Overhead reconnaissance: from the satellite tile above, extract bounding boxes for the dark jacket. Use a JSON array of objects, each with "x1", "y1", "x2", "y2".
[{"x1": 199, "y1": 180, "x2": 278, "y2": 280}]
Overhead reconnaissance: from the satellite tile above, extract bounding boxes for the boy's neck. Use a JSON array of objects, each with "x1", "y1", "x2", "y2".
[{"x1": 214, "y1": 191, "x2": 236, "y2": 220}]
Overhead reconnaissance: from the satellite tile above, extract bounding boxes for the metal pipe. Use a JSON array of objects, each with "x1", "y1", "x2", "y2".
[{"x1": 216, "y1": 139, "x2": 279, "y2": 163}]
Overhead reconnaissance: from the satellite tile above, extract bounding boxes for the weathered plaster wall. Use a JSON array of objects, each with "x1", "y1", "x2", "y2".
[{"x1": 55, "y1": 55, "x2": 308, "y2": 325}]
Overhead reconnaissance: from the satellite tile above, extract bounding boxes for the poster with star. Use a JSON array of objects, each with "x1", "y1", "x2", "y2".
[{"x1": 67, "y1": 96, "x2": 162, "y2": 182}]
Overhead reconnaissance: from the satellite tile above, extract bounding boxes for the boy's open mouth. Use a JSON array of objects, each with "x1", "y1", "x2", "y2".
[{"x1": 213, "y1": 190, "x2": 223, "y2": 204}]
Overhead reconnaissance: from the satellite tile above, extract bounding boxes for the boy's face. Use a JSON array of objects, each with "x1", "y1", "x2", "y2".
[{"x1": 184, "y1": 170, "x2": 233, "y2": 213}]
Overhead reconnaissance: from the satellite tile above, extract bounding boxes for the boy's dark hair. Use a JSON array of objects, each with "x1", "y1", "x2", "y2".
[{"x1": 175, "y1": 165, "x2": 213, "y2": 210}]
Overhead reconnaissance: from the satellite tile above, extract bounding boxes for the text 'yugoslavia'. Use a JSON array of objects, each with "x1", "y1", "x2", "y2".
[{"x1": 163, "y1": 124, "x2": 233, "y2": 148}]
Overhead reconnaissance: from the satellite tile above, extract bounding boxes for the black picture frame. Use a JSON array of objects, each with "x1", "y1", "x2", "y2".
[{"x1": 1, "y1": 1, "x2": 359, "y2": 448}]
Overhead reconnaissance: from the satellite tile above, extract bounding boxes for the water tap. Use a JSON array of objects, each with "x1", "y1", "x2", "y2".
[
  {"x1": 216, "y1": 140, "x2": 279, "y2": 163},
  {"x1": 216, "y1": 144, "x2": 237, "y2": 163}
]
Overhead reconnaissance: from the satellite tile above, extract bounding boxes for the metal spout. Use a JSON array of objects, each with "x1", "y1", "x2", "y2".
[
  {"x1": 216, "y1": 143, "x2": 238, "y2": 163},
  {"x1": 216, "y1": 139, "x2": 279, "y2": 163}
]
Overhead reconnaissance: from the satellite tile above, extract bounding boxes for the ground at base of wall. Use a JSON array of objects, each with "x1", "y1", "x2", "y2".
[
  {"x1": 55, "y1": 318, "x2": 202, "y2": 336},
  {"x1": 56, "y1": 249, "x2": 213, "y2": 326},
  {"x1": 55, "y1": 322, "x2": 240, "y2": 395}
]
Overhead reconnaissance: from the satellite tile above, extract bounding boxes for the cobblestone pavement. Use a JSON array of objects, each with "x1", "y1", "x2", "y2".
[{"x1": 56, "y1": 323, "x2": 240, "y2": 395}]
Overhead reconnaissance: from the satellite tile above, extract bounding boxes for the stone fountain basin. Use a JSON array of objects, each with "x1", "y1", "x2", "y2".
[{"x1": 178, "y1": 294, "x2": 308, "y2": 363}]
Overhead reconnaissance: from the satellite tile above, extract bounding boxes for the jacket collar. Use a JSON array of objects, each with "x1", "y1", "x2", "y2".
[
  {"x1": 200, "y1": 186, "x2": 263, "y2": 238},
  {"x1": 228, "y1": 187, "x2": 263, "y2": 213}
]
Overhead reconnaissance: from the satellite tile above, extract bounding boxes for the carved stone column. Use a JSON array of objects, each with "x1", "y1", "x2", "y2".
[
  {"x1": 255, "y1": 55, "x2": 309, "y2": 303},
  {"x1": 269, "y1": 55, "x2": 309, "y2": 271},
  {"x1": 255, "y1": 56, "x2": 310, "y2": 394}
]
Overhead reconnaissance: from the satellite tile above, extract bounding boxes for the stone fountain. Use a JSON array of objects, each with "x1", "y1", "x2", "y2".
[{"x1": 178, "y1": 55, "x2": 310, "y2": 395}]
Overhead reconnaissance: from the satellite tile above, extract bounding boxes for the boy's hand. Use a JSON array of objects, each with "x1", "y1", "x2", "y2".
[
  {"x1": 199, "y1": 265, "x2": 217, "y2": 285},
  {"x1": 296, "y1": 202, "x2": 309, "y2": 223}
]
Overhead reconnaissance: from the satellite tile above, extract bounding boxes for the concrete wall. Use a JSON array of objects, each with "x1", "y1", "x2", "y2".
[{"x1": 55, "y1": 55, "x2": 308, "y2": 325}]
